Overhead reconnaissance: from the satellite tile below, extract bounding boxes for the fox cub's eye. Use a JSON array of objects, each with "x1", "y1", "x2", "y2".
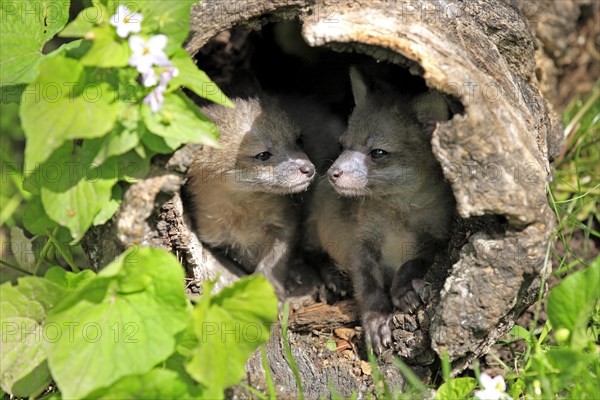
[
  {"x1": 254, "y1": 152, "x2": 272, "y2": 161},
  {"x1": 370, "y1": 149, "x2": 388, "y2": 159},
  {"x1": 296, "y1": 136, "x2": 304, "y2": 148}
]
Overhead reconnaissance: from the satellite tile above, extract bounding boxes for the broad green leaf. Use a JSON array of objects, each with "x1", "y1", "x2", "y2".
[
  {"x1": 33, "y1": 140, "x2": 114, "y2": 241},
  {"x1": 507, "y1": 324, "x2": 534, "y2": 347},
  {"x1": 80, "y1": 26, "x2": 130, "y2": 67},
  {"x1": 0, "y1": 0, "x2": 69, "y2": 84},
  {"x1": 171, "y1": 49, "x2": 233, "y2": 107},
  {"x1": 0, "y1": 84, "x2": 25, "y2": 104},
  {"x1": 93, "y1": 104, "x2": 144, "y2": 165},
  {"x1": 59, "y1": 6, "x2": 106, "y2": 38},
  {"x1": 44, "y1": 247, "x2": 190, "y2": 399},
  {"x1": 22, "y1": 196, "x2": 57, "y2": 234},
  {"x1": 44, "y1": 267, "x2": 96, "y2": 290},
  {"x1": 141, "y1": 131, "x2": 185, "y2": 154},
  {"x1": 508, "y1": 324, "x2": 531, "y2": 340},
  {"x1": 87, "y1": 358, "x2": 204, "y2": 399},
  {"x1": 92, "y1": 184, "x2": 122, "y2": 226},
  {"x1": 21, "y1": 56, "x2": 119, "y2": 169},
  {"x1": 531, "y1": 348, "x2": 597, "y2": 394},
  {"x1": 114, "y1": 67, "x2": 142, "y2": 102},
  {"x1": 97, "y1": 149, "x2": 151, "y2": 183},
  {"x1": 173, "y1": 323, "x2": 199, "y2": 360},
  {"x1": 186, "y1": 275, "x2": 277, "y2": 391},
  {"x1": 547, "y1": 256, "x2": 600, "y2": 349},
  {"x1": 49, "y1": 38, "x2": 93, "y2": 60},
  {"x1": 509, "y1": 378, "x2": 526, "y2": 400},
  {"x1": 136, "y1": 0, "x2": 197, "y2": 53},
  {"x1": 40, "y1": 171, "x2": 113, "y2": 240},
  {"x1": 0, "y1": 277, "x2": 66, "y2": 397},
  {"x1": 9, "y1": 226, "x2": 36, "y2": 271},
  {"x1": 434, "y1": 377, "x2": 477, "y2": 400},
  {"x1": 142, "y1": 90, "x2": 220, "y2": 147}
]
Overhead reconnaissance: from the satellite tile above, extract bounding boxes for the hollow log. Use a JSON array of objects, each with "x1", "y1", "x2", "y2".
[{"x1": 82, "y1": 0, "x2": 598, "y2": 397}]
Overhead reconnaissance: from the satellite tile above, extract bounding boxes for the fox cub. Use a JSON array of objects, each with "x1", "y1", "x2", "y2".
[
  {"x1": 307, "y1": 67, "x2": 455, "y2": 352},
  {"x1": 186, "y1": 96, "x2": 316, "y2": 297}
]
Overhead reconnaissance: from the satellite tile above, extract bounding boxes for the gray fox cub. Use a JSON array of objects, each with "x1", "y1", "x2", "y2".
[
  {"x1": 186, "y1": 96, "x2": 316, "y2": 297},
  {"x1": 307, "y1": 67, "x2": 455, "y2": 352}
]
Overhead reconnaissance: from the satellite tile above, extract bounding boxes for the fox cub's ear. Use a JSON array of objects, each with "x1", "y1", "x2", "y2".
[
  {"x1": 413, "y1": 91, "x2": 450, "y2": 136},
  {"x1": 349, "y1": 66, "x2": 369, "y2": 107}
]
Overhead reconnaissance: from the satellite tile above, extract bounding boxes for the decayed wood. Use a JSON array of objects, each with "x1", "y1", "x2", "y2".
[
  {"x1": 81, "y1": 0, "x2": 598, "y2": 396},
  {"x1": 288, "y1": 300, "x2": 358, "y2": 331}
]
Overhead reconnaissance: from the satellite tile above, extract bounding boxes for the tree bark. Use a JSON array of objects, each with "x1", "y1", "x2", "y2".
[{"x1": 82, "y1": 0, "x2": 598, "y2": 397}]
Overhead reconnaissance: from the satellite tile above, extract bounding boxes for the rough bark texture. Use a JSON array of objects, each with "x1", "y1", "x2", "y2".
[{"x1": 82, "y1": 0, "x2": 598, "y2": 397}]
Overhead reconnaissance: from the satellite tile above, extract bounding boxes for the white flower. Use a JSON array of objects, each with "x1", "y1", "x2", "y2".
[
  {"x1": 144, "y1": 85, "x2": 165, "y2": 113},
  {"x1": 141, "y1": 68, "x2": 158, "y2": 87},
  {"x1": 110, "y1": 5, "x2": 143, "y2": 38},
  {"x1": 159, "y1": 66, "x2": 179, "y2": 87},
  {"x1": 474, "y1": 373, "x2": 512, "y2": 400},
  {"x1": 128, "y1": 34, "x2": 170, "y2": 73}
]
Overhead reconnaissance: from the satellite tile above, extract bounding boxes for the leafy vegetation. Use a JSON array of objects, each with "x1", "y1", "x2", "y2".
[
  {"x1": 0, "y1": 1, "x2": 277, "y2": 399},
  {"x1": 2, "y1": 0, "x2": 229, "y2": 245},
  {"x1": 1, "y1": 248, "x2": 278, "y2": 398}
]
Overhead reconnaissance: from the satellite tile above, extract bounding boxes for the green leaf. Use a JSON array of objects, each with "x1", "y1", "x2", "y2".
[
  {"x1": 9, "y1": 226, "x2": 36, "y2": 271},
  {"x1": 23, "y1": 196, "x2": 57, "y2": 234},
  {"x1": 326, "y1": 338, "x2": 337, "y2": 352},
  {"x1": 80, "y1": 26, "x2": 130, "y2": 68},
  {"x1": 32, "y1": 140, "x2": 114, "y2": 241},
  {"x1": 186, "y1": 275, "x2": 277, "y2": 392},
  {"x1": 21, "y1": 56, "x2": 119, "y2": 169},
  {"x1": 0, "y1": 277, "x2": 66, "y2": 397},
  {"x1": 142, "y1": 90, "x2": 220, "y2": 147},
  {"x1": 141, "y1": 131, "x2": 184, "y2": 154},
  {"x1": 93, "y1": 104, "x2": 144, "y2": 165},
  {"x1": 59, "y1": 6, "x2": 105, "y2": 38},
  {"x1": 44, "y1": 267, "x2": 96, "y2": 290},
  {"x1": 88, "y1": 360, "x2": 204, "y2": 399},
  {"x1": 27, "y1": 137, "x2": 150, "y2": 240},
  {"x1": 0, "y1": 84, "x2": 26, "y2": 103},
  {"x1": 173, "y1": 323, "x2": 199, "y2": 360},
  {"x1": 171, "y1": 49, "x2": 233, "y2": 107},
  {"x1": 136, "y1": 1, "x2": 197, "y2": 53},
  {"x1": 547, "y1": 256, "x2": 600, "y2": 349},
  {"x1": 97, "y1": 149, "x2": 151, "y2": 183},
  {"x1": 44, "y1": 247, "x2": 190, "y2": 399},
  {"x1": 50, "y1": 38, "x2": 93, "y2": 60},
  {"x1": 531, "y1": 347, "x2": 597, "y2": 394},
  {"x1": 508, "y1": 324, "x2": 534, "y2": 347},
  {"x1": 508, "y1": 377, "x2": 526, "y2": 400},
  {"x1": 434, "y1": 377, "x2": 477, "y2": 400},
  {"x1": 115, "y1": 67, "x2": 142, "y2": 102},
  {"x1": 93, "y1": 184, "x2": 122, "y2": 226},
  {"x1": 0, "y1": 0, "x2": 70, "y2": 84}
]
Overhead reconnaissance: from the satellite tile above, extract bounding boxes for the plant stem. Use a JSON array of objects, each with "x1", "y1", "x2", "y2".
[
  {"x1": 32, "y1": 237, "x2": 53, "y2": 276},
  {"x1": 0, "y1": 258, "x2": 33, "y2": 275},
  {"x1": 46, "y1": 228, "x2": 80, "y2": 273},
  {"x1": 281, "y1": 301, "x2": 304, "y2": 400}
]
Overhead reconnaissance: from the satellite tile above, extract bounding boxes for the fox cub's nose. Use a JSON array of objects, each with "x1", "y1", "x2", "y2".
[
  {"x1": 328, "y1": 167, "x2": 343, "y2": 181},
  {"x1": 299, "y1": 161, "x2": 315, "y2": 178}
]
